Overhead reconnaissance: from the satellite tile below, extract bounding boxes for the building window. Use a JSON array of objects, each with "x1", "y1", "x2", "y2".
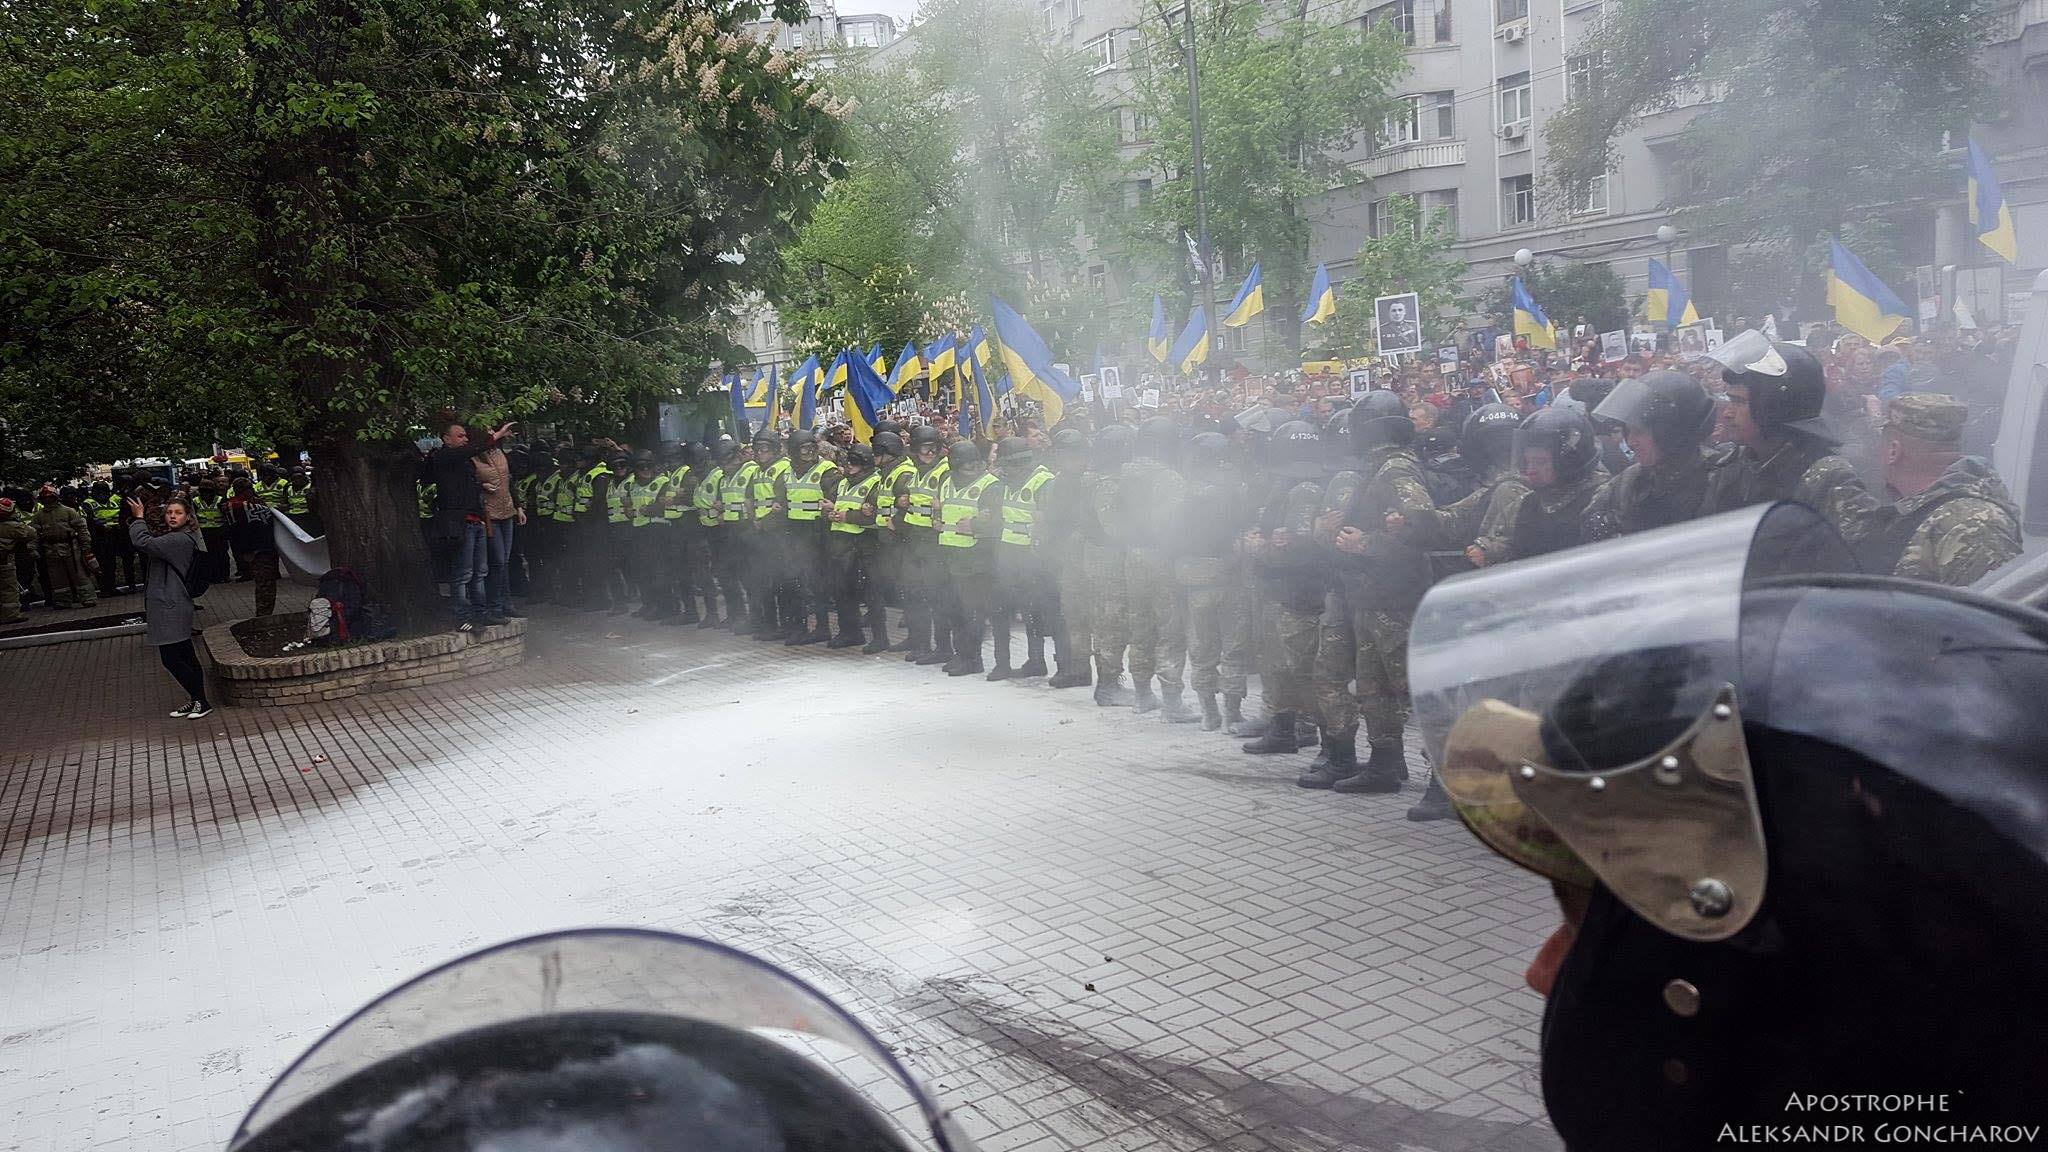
[
  {"x1": 1042, "y1": 1, "x2": 1060, "y2": 34},
  {"x1": 1086, "y1": 33, "x2": 1117, "y2": 71},
  {"x1": 1498, "y1": 72, "x2": 1532, "y2": 130},
  {"x1": 1224, "y1": 325, "x2": 1249, "y2": 353},
  {"x1": 788, "y1": 28, "x2": 804, "y2": 48},
  {"x1": 1382, "y1": 101, "x2": 1420, "y2": 148},
  {"x1": 1090, "y1": 265, "x2": 1108, "y2": 290},
  {"x1": 1367, "y1": 0, "x2": 1416, "y2": 46},
  {"x1": 1126, "y1": 178, "x2": 1153, "y2": 208},
  {"x1": 1566, "y1": 53, "x2": 1607, "y2": 102},
  {"x1": 1380, "y1": 91, "x2": 1455, "y2": 149},
  {"x1": 1420, "y1": 188, "x2": 1459, "y2": 236},
  {"x1": 1497, "y1": 0, "x2": 1529, "y2": 23},
  {"x1": 1423, "y1": 0, "x2": 1453, "y2": 42},
  {"x1": 1114, "y1": 107, "x2": 1153, "y2": 144},
  {"x1": 1571, "y1": 173, "x2": 1609, "y2": 215},
  {"x1": 1502, "y1": 174, "x2": 1535, "y2": 227}
]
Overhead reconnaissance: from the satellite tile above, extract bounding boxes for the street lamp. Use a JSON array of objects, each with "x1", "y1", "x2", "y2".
[
  {"x1": 1513, "y1": 248, "x2": 1533, "y2": 267},
  {"x1": 1655, "y1": 224, "x2": 1677, "y2": 245}
]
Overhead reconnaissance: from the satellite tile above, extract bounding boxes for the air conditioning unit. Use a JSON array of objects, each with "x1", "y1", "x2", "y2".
[
  {"x1": 1499, "y1": 121, "x2": 1529, "y2": 142},
  {"x1": 1500, "y1": 22, "x2": 1527, "y2": 43}
]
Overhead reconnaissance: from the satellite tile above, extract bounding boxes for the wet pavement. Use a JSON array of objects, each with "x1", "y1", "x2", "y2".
[{"x1": 0, "y1": 598, "x2": 1561, "y2": 1152}]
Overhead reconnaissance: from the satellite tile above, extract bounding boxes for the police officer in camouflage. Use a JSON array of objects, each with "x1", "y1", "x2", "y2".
[
  {"x1": 1039, "y1": 429, "x2": 1095, "y2": 690},
  {"x1": 1582, "y1": 370, "x2": 1737, "y2": 541},
  {"x1": 1712, "y1": 332, "x2": 1884, "y2": 547},
  {"x1": 1304, "y1": 392, "x2": 1437, "y2": 793},
  {"x1": 1384, "y1": 403, "x2": 1528, "y2": 574},
  {"x1": 1176, "y1": 432, "x2": 1253, "y2": 730},
  {"x1": 1241, "y1": 421, "x2": 1333, "y2": 756},
  {"x1": 1085, "y1": 425, "x2": 1136, "y2": 706},
  {"x1": 1862, "y1": 393, "x2": 2022, "y2": 586},
  {"x1": 0, "y1": 497, "x2": 38, "y2": 624},
  {"x1": 1121, "y1": 417, "x2": 1197, "y2": 723}
]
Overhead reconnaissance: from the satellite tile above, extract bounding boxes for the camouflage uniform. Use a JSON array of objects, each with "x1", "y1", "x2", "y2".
[
  {"x1": 1861, "y1": 396, "x2": 2023, "y2": 587},
  {"x1": 33, "y1": 499, "x2": 95, "y2": 608},
  {"x1": 1175, "y1": 468, "x2": 1251, "y2": 701},
  {"x1": 1038, "y1": 467, "x2": 1093, "y2": 679},
  {"x1": 1084, "y1": 469, "x2": 1129, "y2": 690},
  {"x1": 1717, "y1": 434, "x2": 1885, "y2": 548},
  {"x1": 1120, "y1": 456, "x2": 1188, "y2": 698},
  {"x1": 1396, "y1": 463, "x2": 1530, "y2": 570},
  {"x1": 1583, "y1": 447, "x2": 1740, "y2": 542},
  {"x1": 1502, "y1": 470, "x2": 1606, "y2": 561},
  {"x1": 1313, "y1": 446, "x2": 1436, "y2": 754},
  {"x1": 1253, "y1": 477, "x2": 1329, "y2": 721},
  {"x1": 0, "y1": 504, "x2": 38, "y2": 623}
]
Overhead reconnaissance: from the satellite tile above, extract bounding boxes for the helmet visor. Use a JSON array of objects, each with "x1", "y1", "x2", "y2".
[
  {"x1": 1706, "y1": 328, "x2": 1783, "y2": 377},
  {"x1": 232, "y1": 928, "x2": 977, "y2": 1152},
  {"x1": 1410, "y1": 503, "x2": 1856, "y2": 938}
]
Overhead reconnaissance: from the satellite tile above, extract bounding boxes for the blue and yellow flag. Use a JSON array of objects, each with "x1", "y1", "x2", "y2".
[
  {"x1": 765, "y1": 364, "x2": 784, "y2": 429},
  {"x1": 842, "y1": 349, "x2": 895, "y2": 443},
  {"x1": 965, "y1": 344, "x2": 999, "y2": 437},
  {"x1": 1222, "y1": 262, "x2": 1265, "y2": 328},
  {"x1": 866, "y1": 343, "x2": 887, "y2": 376},
  {"x1": 793, "y1": 354, "x2": 822, "y2": 430},
  {"x1": 963, "y1": 325, "x2": 992, "y2": 376},
  {"x1": 925, "y1": 334, "x2": 957, "y2": 387},
  {"x1": 886, "y1": 340, "x2": 923, "y2": 396},
  {"x1": 1827, "y1": 239, "x2": 1909, "y2": 345},
  {"x1": 1169, "y1": 306, "x2": 1210, "y2": 375},
  {"x1": 726, "y1": 373, "x2": 745, "y2": 434},
  {"x1": 1646, "y1": 257, "x2": 1699, "y2": 330},
  {"x1": 991, "y1": 294, "x2": 1083, "y2": 428},
  {"x1": 1148, "y1": 295, "x2": 1171, "y2": 362},
  {"x1": 1302, "y1": 265, "x2": 1337, "y2": 327},
  {"x1": 1511, "y1": 277, "x2": 1555, "y2": 350},
  {"x1": 828, "y1": 349, "x2": 851, "y2": 395},
  {"x1": 1968, "y1": 138, "x2": 2019, "y2": 264}
]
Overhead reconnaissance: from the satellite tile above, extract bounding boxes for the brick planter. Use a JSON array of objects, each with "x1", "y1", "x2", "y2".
[{"x1": 201, "y1": 618, "x2": 527, "y2": 707}]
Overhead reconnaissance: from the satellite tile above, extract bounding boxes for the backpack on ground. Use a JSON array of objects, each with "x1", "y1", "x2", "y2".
[{"x1": 309, "y1": 566, "x2": 368, "y2": 646}]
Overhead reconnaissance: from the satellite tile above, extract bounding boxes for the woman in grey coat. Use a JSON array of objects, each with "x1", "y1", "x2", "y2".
[{"x1": 127, "y1": 495, "x2": 213, "y2": 717}]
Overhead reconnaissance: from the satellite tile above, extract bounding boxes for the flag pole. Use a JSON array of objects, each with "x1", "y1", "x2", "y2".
[{"x1": 1182, "y1": 0, "x2": 1218, "y2": 389}]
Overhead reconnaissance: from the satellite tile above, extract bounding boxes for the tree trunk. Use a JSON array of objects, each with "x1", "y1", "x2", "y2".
[{"x1": 310, "y1": 430, "x2": 440, "y2": 635}]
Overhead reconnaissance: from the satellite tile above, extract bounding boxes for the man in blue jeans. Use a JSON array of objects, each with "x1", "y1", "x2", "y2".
[{"x1": 428, "y1": 419, "x2": 516, "y2": 629}]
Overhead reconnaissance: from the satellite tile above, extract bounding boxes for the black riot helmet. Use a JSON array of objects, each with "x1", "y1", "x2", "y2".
[
  {"x1": 1051, "y1": 427, "x2": 1089, "y2": 458},
  {"x1": 874, "y1": 419, "x2": 904, "y2": 442},
  {"x1": 1458, "y1": 403, "x2": 1522, "y2": 471},
  {"x1": 1136, "y1": 415, "x2": 1177, "y2": 460},
  {"x1": 946, "y1": 439, "x2": 984, "y2": 475},
  {"x1": 711, "y1": 439, "x2": 738, "y2": 463},
  {"x1": 871, "y1": 431, "x2": 905, "y2": 459},
  {"x1": 1347, "y1": 390, "x2": 1414, "y2": 450},
  {"x1": 1185, "y1": 431, "x2": 1230, "y2": 473},
  {"x1": 1513, "y1": 406, "x2": 1599, "y2": 484},
  {"x1": 1715, "y1": 331, "x2": 1832, "y2": 441},
  {"x1": 1267, "y1": 420, "x2": 1324, "y2": 481},
  {"x1": 684, "y1": 442, "x2": 711, "y2": 469},
  {"x1": 841, "y1": 442, "x2": 875, "y2": 470},
  {"x1": 1569, "y1": 377, "x2": 1617, "y2": 415},
  {"x1": 1591, "y1": 369, "x2": 1716, "y2": 456},
  {"x1": 229, "y1": 931, "x2": 962, "y2": 1152},
  {"x1": 907, "y1": 424, "x2": 944, "y2": 452},
  {"x1": 1094, "y1": 424, "x2": 1136, "y2": 470},
  {"x1": 786, "y1": 428, "x2": 817, "y2": 450},
  {"x1": 995, "y1": 436, "x2": 1035, "y2": 477},
  {"x1": 1412, "y1": 503, "x2": 2048, "y2": 1147}
]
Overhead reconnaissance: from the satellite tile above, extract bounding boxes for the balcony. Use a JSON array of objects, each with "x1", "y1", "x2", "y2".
[
  {"x1": 1986, "y1": 0, "x2": 2048, "y2": 42},
  {"x1": 1360, "y1": 139, "x2": 1467, "y2": 179}
]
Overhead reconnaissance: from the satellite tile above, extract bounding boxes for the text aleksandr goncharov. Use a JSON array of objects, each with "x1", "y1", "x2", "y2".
[{"x1": 1718, "y1": 1095, "x2": 2041, "y2": 1145}]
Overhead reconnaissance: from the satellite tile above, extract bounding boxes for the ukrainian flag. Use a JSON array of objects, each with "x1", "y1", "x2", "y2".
[
  {"x1": 1302, "y1": 264, "x2": 1337, "y2": 327},
  {"x1": 1169, "y1": 306, "x2": 1210, "y2": 375},
  {"x1": 765, "y1": 364, "x2": 784, "y2": 428},
  {"x1": 793, "y1": 354, "x2": 822, "y2": 430},
  {"x1": 1511, "y1": 277, "x2": 1556, "y2": 350},
  {"x1": 867, "y1": 342, "x2": 887, "y2": 376},
  {"x1": 991, "y1": 294, "x2": 1083, "y2": 428},
  {"x1": 963, "y1": 325, "x2": 992, "y2": 374},
  {"x1": 1968, "y1": 138, "x2": 2019, "y2": 264},
  {"x1": 925, "y1": 334, "x2": 958, "y2": 402},
  {"x1": 1222, "y1": 262, "x2": 1265, "y2": 328},
  {"x1": 828, "y1": 349, "x2": 851, "y2": 396},
  {"x1": 886, "y1": 340, "x2": 924, "y2": 396},
  {"x1": 726, "y1": 373, "x2": 745, "y2": 434},
  {"x1": 843, "y1": 350, "x2": 895, "y2": 443},
  {"x1": 1148, "y1": 295, "x2": 1171, "y2": 362},
  {"x1": 1646, "y1": 257, "x2": 1699, "y2": 329},
  {"x1": 1827, "y1": 239, "x2": 1910, "y2": 345},
  {"x1": 965, "y1": 345, "x2": 999, "y2": 437}
]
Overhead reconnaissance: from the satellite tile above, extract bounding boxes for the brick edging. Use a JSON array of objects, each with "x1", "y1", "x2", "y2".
[{"x1": 200, "y1": 617, "x2": 527, "y2": 705}]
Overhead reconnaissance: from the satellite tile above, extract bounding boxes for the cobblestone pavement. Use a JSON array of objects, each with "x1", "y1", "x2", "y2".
[{"x1": 0, "y1": 601, "x2": 1561, "y2": 1152}]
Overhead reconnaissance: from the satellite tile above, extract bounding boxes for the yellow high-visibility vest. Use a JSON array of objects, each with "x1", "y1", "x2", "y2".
[
  {"x1": 937, "y1": 473, "x2": 997, "y2": 548},
  {"x1": 1000, "y1": 467, "x2": 1055, "y2": 547},
  {"x1": 902, "y1": 458, "x2": 949, "y2": 529},
  {"x1": 829, "y1": 472, "x2": 884, "y2": 535}
]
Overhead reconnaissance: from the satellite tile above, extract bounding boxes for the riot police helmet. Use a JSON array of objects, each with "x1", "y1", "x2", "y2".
[
  {"x1": 1713, "y1": 330, "x2": 1833, "y2": 442},
  {"x1": 907, "y1": 425, "x2": 944, "y2": 451},
  {"x1": 871, "y1": 431, "x2": 905, "y2": 459},
  {"x1": 1591, "y1": 369, "x2": 1716, "y2": 455},
  {"x1": 1458, "y1": 403, "x2": 1522, "y2": 471},
  {"x1": 1136, "y1": 416, "x2": 1177, "y2": 460},
  {"x1": 1512, "y1": 406, "x2": 1599, "y2": 485},
  {"x1": 1185, "y1": 431, "x2": 1230, "y2": 472},
  {"x1": 1347, "y1": 389, "x2": 1414, "y2": 449},
  {"x1": 874, "y1": 419, "x2": 905, "y2": 441},
  {"x1": 1267, "y1": 420, "x2": 1325, "y2": 481},
  {"x1": 946, "y1": 440, "x2": 984, "y2": 474},
  {"x1": 996, "y1": 436, "x2": 1035, "y2": 476},
  {"x1": 711, "y1": 439, "x2": 738, "y2": 462},
  {"x1": 1051, "y1": 428, "x2": 1089, "y2": 456},
  {"x1": 1094, "y1": 424, "x2": 1136, "y2": 470},
  {"x1": 842, "y1": 443, "x2": 875, "y2": 469}
]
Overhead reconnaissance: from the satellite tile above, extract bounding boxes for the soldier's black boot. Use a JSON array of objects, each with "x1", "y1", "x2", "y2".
[
  {"x1": 1094, "y1": 676, "x2": 1134, "y2": 707},
  {"x1": 1222, "y1": 693, "x2": 1245, "y2": 731},
  {"x1": 1334, "y1": 739, "x2": 1408, "y2": 794},
  {"x1": 1295, "y1": 717, "x2": 1320, "y2": 747},
  {"x1": 1407, "y1": 765, "x2": 1454, "y2": 821},
  {"x1": 1049, "y1": 665, "x2": 1091, "y2": 689},
  {"x1": 1017, "y1": 628, "x2": 1046, "y2": 678},
  {"x1": 1242, "y1": 712, "x2": 1300, "y2": 755},
  {"x1": 986, "y1": 627, "x2": 1015, "y2": 680},
  {"x1": 1016, "y1": 655, "x2": 1048, "y2": 678},
  {"x1": 1132, "y1": 680, "x2": 1160, "y2": 714},
  {"x1": 1198, "y1": 692, "x2": 1223, "y2": 731},
  {"x1": 1159, "y1": 688, "x2": 1200, "y2": 724},
  {"x1": 1298, "y1": 735, "x2": 1355, "y2": 789}
]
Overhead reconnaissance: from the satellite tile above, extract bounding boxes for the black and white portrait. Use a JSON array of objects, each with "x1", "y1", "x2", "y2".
[{"x1": 1374, "y1": 293, "x2": 1424, "y2": 356}]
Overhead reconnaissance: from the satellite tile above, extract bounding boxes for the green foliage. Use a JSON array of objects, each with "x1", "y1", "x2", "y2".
[
  {"x1": 1480, "y1": 261, "x2": 1630, "y2": 336},
  {"x1": 1311, "y1": 198, "x2": 1466, "y2": 360},
  {"x1": 1546, "y1": 0, "x2": 1987, "y2": 298},
  {"x1": 1135, "y1": 0, "x2": 1408, "y2": 353}
]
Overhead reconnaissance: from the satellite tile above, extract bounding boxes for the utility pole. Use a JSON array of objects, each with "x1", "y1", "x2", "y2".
[{"x1": 1181, "y1": 0, "x2": 1218, "y2": 388}]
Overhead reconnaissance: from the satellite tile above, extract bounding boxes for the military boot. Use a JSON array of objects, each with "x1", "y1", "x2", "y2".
[
  {"x1": 1015, "y1": 656, "x2": 1048, "y2": 678},
  {"x1": 987, "y1": 628, "x2": 1015, "y2": 680},
  {"x1": 1295, "y1": 717, "x2": 1320, "y2": 747},
  {"x1": 1298, "y1": 735, "x2": 1355, "y2": 789},
  {"x1": 1094, "y1": 677, "x2": 1135, "y2": 707},
  {"x1": 1158, "y1": 689, "x2": 1200, "y2": 724},
  {"x1": 1132, "y1": 680, "x2": 1159, "y2": 714},
  {"x1": 915, "y1": 649, "x2": 951, "y2": 666},
  {"x1": 1241, "y1": 711, "x2": 1300, "y2": 754},
  {"x1": 1198, "y1": 692, "x2": 1223, "y2": 731},
  {"x1": 1221, "y1": 694, "x2": 1245, "y2": 731},
  {"x1": 1333, "y1": 739, "x2": 1408, "y2": 794},
  {"x1": 1048, "y1": 666, "x2": 1091, "y2": 689},
  {"x1": 1407, "y1": 767, "x2": 1455, "y2": 821}
]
